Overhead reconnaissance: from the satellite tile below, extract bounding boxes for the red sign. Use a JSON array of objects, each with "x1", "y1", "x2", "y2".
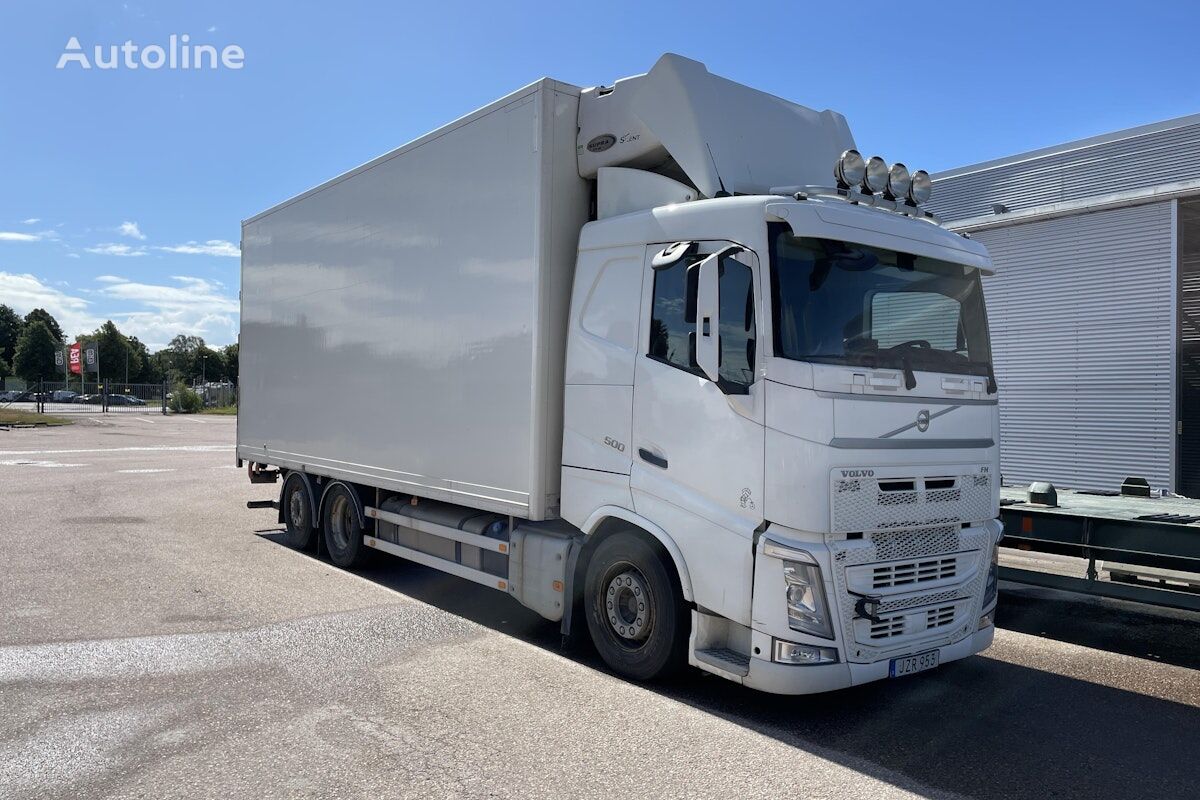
[{"x1": 69, "y1": 342, "x2": 81, "y2": 375}]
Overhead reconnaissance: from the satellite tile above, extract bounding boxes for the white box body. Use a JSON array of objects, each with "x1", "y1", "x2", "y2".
[{"x1": 237, "y1": 79, "x2": 589, "y2": 520}]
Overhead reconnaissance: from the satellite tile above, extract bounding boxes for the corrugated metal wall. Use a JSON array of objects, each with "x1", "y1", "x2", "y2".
[
  {"x1": 930, "y1": 118, "x2": 1200, "y2": 223},
  {"x1": 973, "y1": 202, "x2": 1175, "y2": 492}
]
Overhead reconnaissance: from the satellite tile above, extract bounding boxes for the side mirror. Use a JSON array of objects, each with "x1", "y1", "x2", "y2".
[{"x1": 695, "y1": 252, "x2": 720, "y2": 382}]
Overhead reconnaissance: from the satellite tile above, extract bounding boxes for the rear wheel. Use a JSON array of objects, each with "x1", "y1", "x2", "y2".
[
  {"x1": 322, "y1": 484, "x2": 369, "y2": 569},
  {"x1": 281, "y1": 473, "x2": 316, "y2": 550},
  {"x1": 584, "y1": 532, "x2": 687, "y2": 681}
]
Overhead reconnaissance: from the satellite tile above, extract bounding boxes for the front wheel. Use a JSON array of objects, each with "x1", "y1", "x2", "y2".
[
  {"x1": 322, "y1": 484, "x2": 370, "y2": 569},
  {"x1": 584, "y1": 533, "x2": 687, "y2": 681}
]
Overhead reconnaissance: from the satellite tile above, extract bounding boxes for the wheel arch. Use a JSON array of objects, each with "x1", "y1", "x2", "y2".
[
  {"x1": 280, "y1": 470, "x2": 319, "y2": 527},
  {"x1": 317, "y1": 479, "x2": 368, "y2": 529},
  {"x1": 577, "y1": 506, "x2": 694, "y2": 603}
]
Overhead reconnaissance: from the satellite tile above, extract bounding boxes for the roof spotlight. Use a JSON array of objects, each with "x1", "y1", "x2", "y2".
[
  {"x1": 909, "y1": 170, "x2": 932, "y2": 204},
  {"x1": 834, "y1": 149, "x2": 866, "y2": 189},
  {"x1": 863, "y1": 156, "x2": 889, "y2": 194},
  {"x1": 886, "y1": 162, "x2": 911, "y2": 200}
]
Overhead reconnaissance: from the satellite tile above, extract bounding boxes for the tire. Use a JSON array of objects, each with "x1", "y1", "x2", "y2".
[
  {"x1": 281, "y1": 473, "x2": 316, "y2": 550},
  {"x1": 322, "y1": 484, "x2": 370, "y2": 569},
  {"x1": 583, "y1": 532, "x2": 687, "y2": 681}
]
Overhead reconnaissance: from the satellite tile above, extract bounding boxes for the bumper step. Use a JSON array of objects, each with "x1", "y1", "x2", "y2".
[{"x1": 695, "y1": 647, "x2": 750, "y2": 677}]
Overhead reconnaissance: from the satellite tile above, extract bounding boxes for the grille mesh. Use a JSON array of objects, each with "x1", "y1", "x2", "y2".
[{"x1": 832, "y1": 472, "x2": 993, "y2": 534}]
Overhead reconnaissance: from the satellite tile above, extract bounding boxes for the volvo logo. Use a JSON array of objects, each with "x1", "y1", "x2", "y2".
[{"x1": 916, "y1": 409, "x2": 931, "y2": 433}]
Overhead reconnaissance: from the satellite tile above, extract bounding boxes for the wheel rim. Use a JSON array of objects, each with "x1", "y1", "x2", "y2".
[
  {"x1": 288, "y1": 488, "x2": 305, "y2": 529},
  {"x1": 602, "y1": 564, "x2": 653, "y2": 644},
  {"x1": 328, "y1": 493, "x2": 352, "y2": 550}
]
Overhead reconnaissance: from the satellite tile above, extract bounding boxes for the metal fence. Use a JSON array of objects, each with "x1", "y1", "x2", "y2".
[{"x1": 0, "y1": 380, "x2": 168, "y2": 414}]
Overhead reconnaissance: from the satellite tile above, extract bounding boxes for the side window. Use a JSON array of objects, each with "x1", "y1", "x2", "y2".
[
  {"x1": 648, "y1": 256, "x2": 701, "y2": 373},
  {"x1": 718, "y1": 257, "x2": 756, "y2": 393}
]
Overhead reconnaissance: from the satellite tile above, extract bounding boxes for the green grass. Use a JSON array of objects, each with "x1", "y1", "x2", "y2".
[
  {"x1": 0, "y1": 409, "x2": 73, "y2": 426},
  {"x1": 200, "y1": 405, "x2": 238, "y2": 416}
]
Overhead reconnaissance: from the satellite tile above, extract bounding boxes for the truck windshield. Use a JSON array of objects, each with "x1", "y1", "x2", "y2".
[{"x1": 767, "y1": 223, "x2": 993, "y2": 377}]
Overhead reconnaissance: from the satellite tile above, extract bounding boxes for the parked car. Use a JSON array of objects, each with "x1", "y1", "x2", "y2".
[
  {"x1": 108, "y1": 395, "x2": 147, "y2": 406},
  {"x1": 74, "y1": 394, "x2": 103, "y2": 404},
  {"x1": 51, "y1": 390, "x2": 78, "y2": 402}
]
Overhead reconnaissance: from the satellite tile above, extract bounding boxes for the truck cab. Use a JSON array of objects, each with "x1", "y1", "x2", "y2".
[{"x1": 561, "y1": 191, "x2": 1001, "y2": 693}]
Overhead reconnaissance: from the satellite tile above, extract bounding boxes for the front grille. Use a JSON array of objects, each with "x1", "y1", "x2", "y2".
[
  {"x1": 832, "y1": 470, "x2": 993, "y2": 534},
  {"x1": 872, "y1": 556, "x2": 957, "y2": 589},
  {"x1": 830, "y1": 523, "x2": 992, "y2": 663},
  {"x1": 870, "y1": 616, "x2": 906, "y2": 639},
  {"x1": 926, "y1": 605, "x2": 956, "y2": 629},
  {"x1": 868, "y1": 603, "x2": 960, "y2": 640},
  {"x1": 869, "y1": 526, "x2": 960, "y2": 561}
]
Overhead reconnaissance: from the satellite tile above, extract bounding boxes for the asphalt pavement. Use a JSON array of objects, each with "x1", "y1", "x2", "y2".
[{"x1": 1, "y1": 414, "x2": 1197, "y2": 799}]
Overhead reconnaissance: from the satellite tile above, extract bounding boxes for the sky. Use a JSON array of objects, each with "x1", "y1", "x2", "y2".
[{"x1": 1, "y1": 0, "x2": 1198, "y2": 350}]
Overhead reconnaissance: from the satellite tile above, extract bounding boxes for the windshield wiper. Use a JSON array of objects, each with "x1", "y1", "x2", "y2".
[{"x1": 899, "y1": 355, "x2": 917, "y2": 390}]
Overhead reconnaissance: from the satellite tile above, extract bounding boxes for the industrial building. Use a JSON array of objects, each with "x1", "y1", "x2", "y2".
[{"x1": 931, "y1": 115, "x2": 1200, "y2": 496}]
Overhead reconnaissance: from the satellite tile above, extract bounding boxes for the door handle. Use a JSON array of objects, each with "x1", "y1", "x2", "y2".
[{"x1": 638, "y1": 448, "x2": 668, "y2": 469}]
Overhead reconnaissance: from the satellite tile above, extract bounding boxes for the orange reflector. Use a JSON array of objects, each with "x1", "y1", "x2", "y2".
[
  {"x1": 498, "y1": 543, "x2": 508, "y2": 553},
  {"x1": 1021, "y1": 517, "x2": 1033, "y2": 534},
  {"x1": 552, "y1": 580, "x2": 563, "y2": 592},
  {"x1": 497, "y1": 580, "x2": 507, "y2": 590}
]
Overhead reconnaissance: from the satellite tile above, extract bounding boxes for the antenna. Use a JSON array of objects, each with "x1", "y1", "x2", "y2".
[{"x1": 706, "y1": 143, "x2": 729, "y2": 197}]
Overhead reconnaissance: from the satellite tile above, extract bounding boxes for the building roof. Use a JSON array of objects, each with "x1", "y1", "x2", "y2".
[{"x1": 929, "y1": 113, "x2": 1200, "y2": 227}]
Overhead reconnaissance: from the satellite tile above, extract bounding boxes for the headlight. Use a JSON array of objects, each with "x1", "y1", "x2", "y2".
[
  {"x1": 863, "y1": 156, "x2": 889, "y2": 194},
  {"x1": 764, "y1": 541, "x2": 834, "y2": 639},
  {"x1": 982, "y1": 544, "x2": 999, "y2": 609},
  {"x1": 834, "y1": 149, "x2": 866, "y2": 189},
  {"x1": 908, "y1": 169, "x2": 932, "y2": 204},
  {"x1": 886, "y1": 162, "x2": 911, "y2": 200}
]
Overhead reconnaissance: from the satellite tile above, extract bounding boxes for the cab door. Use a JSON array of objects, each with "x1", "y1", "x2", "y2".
[{"x1": 630, "y1": 242, "x2": 765, "y2": 625}]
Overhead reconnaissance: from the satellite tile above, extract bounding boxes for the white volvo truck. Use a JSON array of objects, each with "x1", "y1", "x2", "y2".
[{"x1": 238, "y1": 54, "x2": 1002, "y2": 694}]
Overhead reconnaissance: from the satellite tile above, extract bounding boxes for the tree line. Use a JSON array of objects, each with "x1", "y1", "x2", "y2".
[{"x1": 0, "y1": 304, "x2": 238, "y2": 386}]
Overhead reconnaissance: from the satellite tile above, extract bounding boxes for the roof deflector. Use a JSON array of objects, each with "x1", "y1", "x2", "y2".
[{"x1": 578, "y1": 54, "x2": 856, "y2": 199}]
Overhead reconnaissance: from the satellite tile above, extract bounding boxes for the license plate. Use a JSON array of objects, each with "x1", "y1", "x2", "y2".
[{"x1": 889, "y1": 649, "x2": 939, "y2": 678}]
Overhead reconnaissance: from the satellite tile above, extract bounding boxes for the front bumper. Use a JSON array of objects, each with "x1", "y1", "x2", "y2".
[
  {"x1": 742, "y1": 623, "x2": 994, "y2": 695},
  {"x1": 739, "y1": 519, "x2": 1002, "y2": 694}
]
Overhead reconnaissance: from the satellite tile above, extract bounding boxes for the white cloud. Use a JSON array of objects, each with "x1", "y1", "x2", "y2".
[
  {"x1": 97, "y1": 275, "x2": 238, "y2": 347},
  {"x1": 85, "y1": 242, "x2": 147, "y2": 257},
  {"x1": 2, "y1": 229, "x2": 59, "y2": 242},
  {"x1": 156, "y1": 239, "x2": 239, "y2": 258},
  {"x1": 66, "y1": 253, "x2": 80, "y2": 259},
  {"x1": 21, "y1": 218, "x2": 40, "y2": 225},
  {"x1": 0, "y1": 272, "x2": 238, "y2": 349},
  {"x1": 0, "y1": 272, "x2": 95, "y2": 339},
  {"x1": 100, "y1": 275, "x2": 238, "y2": 313},
  {"x1": 207, "y1": 25, "x2": 217, "y2": 32},
  {"x1": 118, "y1": 221, "x2": 146, "y2": 240}
]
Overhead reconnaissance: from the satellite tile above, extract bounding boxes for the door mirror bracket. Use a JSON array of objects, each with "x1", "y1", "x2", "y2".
[{"x1": 694, "y1": 253, "x2": 721, "y2": 382}]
